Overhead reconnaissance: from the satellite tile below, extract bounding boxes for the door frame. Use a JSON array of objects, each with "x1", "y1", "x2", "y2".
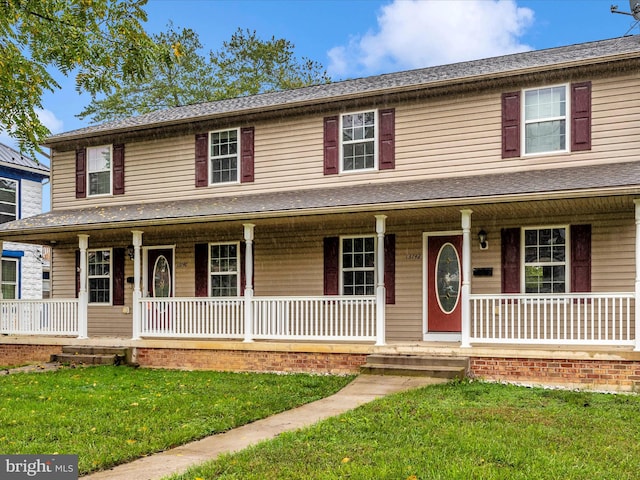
[
  {"x1": 423, "y1": 231, "x2": 463, "y2": 342},
  {"x1": 142, "y1": 245, "x2": 176, "y2": 298}
]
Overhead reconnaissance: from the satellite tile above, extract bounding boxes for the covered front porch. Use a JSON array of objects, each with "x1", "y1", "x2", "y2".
[{"x1": 3, "y1": 199, "x2": 640, "y2": 351}]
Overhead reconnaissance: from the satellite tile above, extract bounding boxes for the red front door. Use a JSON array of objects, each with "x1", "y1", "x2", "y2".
[
  {"x1": 427, "y1": 235, "x2": 463, "y2": 332},
  {"x1": 147, "y1": 248, "x2": 174, "y2": 298}
]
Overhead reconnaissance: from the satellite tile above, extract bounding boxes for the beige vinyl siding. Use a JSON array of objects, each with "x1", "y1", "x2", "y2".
[
  {"x1": 51, "y1": 248, "x2": 77, "y2": 299},
  {"x1": 51, "y1": 73, "x2": 640, "y2": 210}
]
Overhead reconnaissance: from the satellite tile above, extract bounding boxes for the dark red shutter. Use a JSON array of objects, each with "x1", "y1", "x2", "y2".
[
  {"x1": 194, "y1": 243, "x2": 209, "y2": 297},
  {"x1": 323, "y1": 116, "x2": 339, "y2": 175},
  {"x1": 501, "y1": 228, "x2": 520, "y2": 293},
  {"x1": 112, "y1": 248, "x2": 125, "y2": 305},
  {"x1": 240, "y1": 127, "x2": 255, "y2": 183},
  {"x1": 195, "y1": 133, "x2": 208, "y2": 187},
  {"x1": 571, "y1": 82, "x2": 592, "y2": 152},
  {"x1": 112, "y1": 144, "x2": 125, "y2": 195},
  {"x1": 502, "y1": 92, "x2": 520, "y2": 159},
  {"x1": 75, "y1": 148, "x2": 86, "y2": 198},
  {"x1": 323, "y1": 237, "x2": 340, "y2": 295},
  {"x1": 379, "y1": 109, "x2": 395, "y2": 170},
  {"x1": 571, "y1": 224, "x2": 591, "y2": 292},
  {"x1": 384, "y1": 234, "x2": 396, "y2": 304}
]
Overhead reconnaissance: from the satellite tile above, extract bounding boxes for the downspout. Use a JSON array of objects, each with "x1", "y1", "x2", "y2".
[
  {"x1": 634, "y1": 200, "x2": 640, "y2": 351},
  {"x1": 460, "y1": 209, "x2": 472, "y2": 348}
]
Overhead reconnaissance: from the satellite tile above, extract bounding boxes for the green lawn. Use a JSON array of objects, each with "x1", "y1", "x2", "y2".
[
  {"x1": 170, "y1": 380, "x2": 640, "y2": 480},
  {"x1": 0, "y1": 366, "x2": 353, "y2": 475}
]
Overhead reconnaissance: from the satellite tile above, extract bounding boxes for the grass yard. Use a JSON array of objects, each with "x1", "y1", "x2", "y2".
[
  {"x1": 170, "y1": 380, "x2": 640, "y2": 480},
  {"x1": 0, "y1": 366, "x2": 353, "y2": 475}
]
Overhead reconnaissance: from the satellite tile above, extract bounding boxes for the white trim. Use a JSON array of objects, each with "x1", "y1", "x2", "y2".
[
  {"x1": 339, "y1": 109, "x2": 378, "y2": 174},
  {"x1": 86, "y1": 144, "x2": 113, "y2": 197},
  {"x1": 87, "y1": 247, "x2": 112, "y2": 306},
  {"x1": 208, "y1": 128, "x2": 241, "y2": 186},
  {"x1": 422, "y1": 230, "x2": 463, "y2": 341},
  {"x1": 520, "y1": 224, "x2": 570, "y2": 293},
  {"x1": 208, "y1": 241, "x2": 242, "y2": 297},
  {"x1": 521, "y1": 83, "x2": 570, "y2": 156}
]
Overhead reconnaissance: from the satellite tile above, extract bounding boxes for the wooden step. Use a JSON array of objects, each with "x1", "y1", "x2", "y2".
[{"x1": 360, "y1": 354, "x2": 468, "y2": 380}]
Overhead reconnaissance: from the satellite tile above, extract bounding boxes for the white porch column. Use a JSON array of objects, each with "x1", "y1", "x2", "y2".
[
  {"x1": 243, "y1": 224, "x2": 255, "y2": 343},
  {"x1": 634, "y1": 201, "x2": 640, "y2": 351},
  {"x1": 77, "y1": 234, "x2": 89, "y2": 339},
  {"x1": 0, "y1": 240, "x2": 4, "y2": 300},
  {"x1": 375, "y1": 215, "x2": 387, "y2": 346},
  {"x1": 460, "y1": 209, "x2": 473, "y2": 348},
  {"x1": 131, "y1": 230, "x2": 143, "y2": 340}
]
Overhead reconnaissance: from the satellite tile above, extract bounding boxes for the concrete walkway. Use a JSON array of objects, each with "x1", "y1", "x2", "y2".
[{"x1": 82, "y1": 375, "x2": 445, "y2": 480}]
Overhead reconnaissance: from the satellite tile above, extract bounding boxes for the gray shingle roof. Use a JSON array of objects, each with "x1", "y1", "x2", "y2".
[
  {"x1": 1, "y1": 161, "x2": 638, "y2": 236},
  {"x1": 0, "y1": 142, "x2": 50, "y2": 175},
  {"x1": 45, "y1": 35, "x2": 640, "y2": 144}
]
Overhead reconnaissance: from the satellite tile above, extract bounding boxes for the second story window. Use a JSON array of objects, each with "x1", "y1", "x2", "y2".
[
  {"x1": 87, "y1": 145, "x2": 112, "y2": 196},
  {"x1": 342, "y1": 111, "x2": 376, "y2": 172},
  {"x1": 210, "y1": 129, "x2": 239, "y2": 184},
  {"x1": 0, "y1": 178, "x2": 17, "y2": 223},
  {"x1": 523, "y1": 85, "x2": 567, "y2": 155}
]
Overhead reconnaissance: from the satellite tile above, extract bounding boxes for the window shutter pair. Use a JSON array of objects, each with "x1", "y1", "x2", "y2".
[
  {"x1": 323, "y1": 109, "x2": 396, "y2": 175},
  {"x1": 194, "y1": 243, "x2": 250, "y2": 297},
  {"x1": 75, "y1": 248, "x2": 125, "y2": 305},
  {"x1": 323, "y1": 235, "x2": 396, "y2": 304},
  {"x1": 501, "y1": 82, "x2": 592, "y2": 158},
  {"x1": 500, "y1": 225, "x2": 591, "y2": 293},
  {"x1": 75, "y1": 145, "x2": 125, "y2": 198},
  {"x1": 195, "y1": 128, "x2": 255, "y2": 187}
]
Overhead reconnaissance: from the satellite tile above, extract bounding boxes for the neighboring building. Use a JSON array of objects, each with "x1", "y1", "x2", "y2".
[
  {"x1": 0, "y1": 143, "x2": 50, "y2": 299},
  {"x1": 2, "y1": 36, "x2": 640, "y2": 391}
]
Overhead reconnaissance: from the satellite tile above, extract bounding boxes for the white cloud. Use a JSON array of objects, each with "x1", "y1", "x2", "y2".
[{"x1": 328, "y1": 0, "x2": 534, "y2": 78}]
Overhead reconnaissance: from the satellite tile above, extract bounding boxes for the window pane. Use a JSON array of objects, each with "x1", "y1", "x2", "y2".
[
  {"x1": 210, "y1": 243, "x2": 239, "y2": 296},
  {"x1": 2, "y1": 260, "x2": 17, "y2": 282},
  {"x1": 89, "y1": 171, "x2": 111, "y2": 195},
  {"x1": 523, "y1": 227, "x2": 566, "y2": 293},
  {"x1": 342, "y1": 111, "x2": 376, "y2": 171},
  {"x1": 342, "y1": 237, "x2": 375, "y2": 295},
  {"x1": 210, "y1": 130, "x2": 239, "y2": 184}
]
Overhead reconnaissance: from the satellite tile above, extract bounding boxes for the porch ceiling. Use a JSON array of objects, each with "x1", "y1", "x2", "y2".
[{"x1": 1, "y1": 160, "x2": 639, "y2": 244}]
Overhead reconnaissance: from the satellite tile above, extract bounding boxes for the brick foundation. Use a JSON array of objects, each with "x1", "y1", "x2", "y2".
[
  {"x1": 0, "y1": 344, "x2": 62, "y2": 366},
  {"x1": 134, "y1": 347, "x2": 367, "y2": 375},
  {"x1": 471, "y1": 357, "x2": 640, "y2": 392}
]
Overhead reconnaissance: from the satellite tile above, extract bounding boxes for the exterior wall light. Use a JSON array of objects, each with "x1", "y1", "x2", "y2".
[{"x1": 478, "y1": 230, "x2": 488, "y2": 250}]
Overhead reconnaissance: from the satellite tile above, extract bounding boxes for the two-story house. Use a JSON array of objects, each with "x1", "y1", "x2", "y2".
[
  {"x1": 2, "y1": 36, "x2": 640, "y2": 391},
  {"x1": 0, "y1": 143, "x2": 50, "y2": 300}
]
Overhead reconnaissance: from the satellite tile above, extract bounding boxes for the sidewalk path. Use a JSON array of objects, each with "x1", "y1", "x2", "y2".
[{"x1": 82, "y1": 375, "x2": 445, "y2": 480}]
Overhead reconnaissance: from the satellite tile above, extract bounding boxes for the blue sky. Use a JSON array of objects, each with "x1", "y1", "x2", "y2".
[{"x1": 2, "y1": 0, "x2": 638, "y2": 209}]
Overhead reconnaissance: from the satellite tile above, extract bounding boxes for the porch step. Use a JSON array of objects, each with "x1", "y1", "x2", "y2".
[
  {"x1": 360, "y1": 354, "x2": 468, "y2": 380},
  {"x1": 50, "y1": 346, "x2": 129, "y2": 366}
]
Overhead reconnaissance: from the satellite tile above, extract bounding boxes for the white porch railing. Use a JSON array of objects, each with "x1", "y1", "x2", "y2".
[
  {"x1": 0, "y1": 299, "x2": 79, "y2": 336},
  {"x1": 137, "y1": 296, "x2": 376, "y2": 341},
  {"x1": 470, "y1": 293, "x2": 635, "y2": 345},
  {"x1": 139, "y1": 297, "x2": 245, "y2": 338},
  {"x1": 252, "y1": 296, "x2": 377, "y2": 341}
]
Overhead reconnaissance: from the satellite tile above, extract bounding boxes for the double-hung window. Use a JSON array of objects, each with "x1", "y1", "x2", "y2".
[
  {"x1": 209, "y1": 243, "x2": 239, "y2": 296},
  {"x1": 87, "y1": 145, "x2": 112, "y2": 196},
  {"x1": 342, "y1": 111, "x2": 377, "y2": 172},
  {"x1": 0, "y1": 178, "x2": 17, "y2": 224},
  {"x1": 210, "y1": 129, "x2": 239, "y2": 184},
  {"x1": 1, "y1": 258, "x2": 17, "y2": 299},
  {"x1": 342, "y1": 236, "x2": 375, "y2": 295},
  {"x1": 523, "y1": 227, "x2": 567, "y2": 293},
  {"x1": 88, "y1": 249, "x2": 111, "y2": 304},
  {"x1": 523, "y1": 85, "x2": 568, "y2": 155}
]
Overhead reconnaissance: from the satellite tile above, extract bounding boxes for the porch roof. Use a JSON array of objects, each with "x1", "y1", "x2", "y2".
[{"x1": 1, "y1": 161, "x2": 639, "y2": 240}]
